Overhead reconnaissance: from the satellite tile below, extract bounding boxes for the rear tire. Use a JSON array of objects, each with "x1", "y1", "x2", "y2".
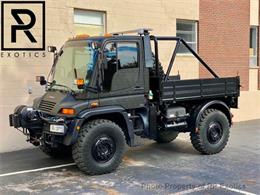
[
  {"x1": 156, "y1": 130, "x2": 179, "y2": 143},
  {"x1": 40, "y1": 143, "x2": 71, "y2": 158},
  {"x1": 190, "y1": 109, "x2": 230, "y2": 154},
  {"x1": 72, "y1": 119, "x2": 126, "y2": 175}
]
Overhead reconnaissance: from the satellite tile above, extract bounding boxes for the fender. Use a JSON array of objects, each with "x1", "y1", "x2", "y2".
[
  {"x1": 135, "y1": 107, "x2": 149, "y2": 136},
  {"x1": 78, "y1": 106, "x2": 126, "y2": 119},
  {"x1": 64, "y1": 106, "x2": 135, "y2": 146},
  {"x1": 194, "y1": 100, "x2": 232, "y2": 130}
]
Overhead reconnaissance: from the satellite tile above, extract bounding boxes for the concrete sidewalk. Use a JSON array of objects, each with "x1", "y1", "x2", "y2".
[{"x1": 0, "y1": 120, "x2": 259, "y2": 194}]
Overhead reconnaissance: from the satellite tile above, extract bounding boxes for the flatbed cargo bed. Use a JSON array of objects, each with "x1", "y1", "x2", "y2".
[{"x1": 162, "y1": 76, "x2": 240, "y2": 103}]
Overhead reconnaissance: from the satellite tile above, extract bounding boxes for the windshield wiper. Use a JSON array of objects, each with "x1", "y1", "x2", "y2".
[
  {"x1": 48, "y1": 80, "x2": 75, "y2": 93},
  {"x1": 85, "y1": 86, "x2": 99, "y2": 93}
]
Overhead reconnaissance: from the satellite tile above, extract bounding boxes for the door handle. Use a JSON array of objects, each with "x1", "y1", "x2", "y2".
[{"x1": 134, "y1": 86, "x2": 144, "y2": 90}]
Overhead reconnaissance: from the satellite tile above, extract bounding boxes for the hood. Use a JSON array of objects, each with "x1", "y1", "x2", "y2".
[{"x1": 33, "y1": 90, "x2": 89, "y2": 117}]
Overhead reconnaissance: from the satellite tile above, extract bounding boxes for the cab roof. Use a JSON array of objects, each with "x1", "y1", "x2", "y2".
[
  {"x1": 67, "y1": 35, "x2": 143, "y2": 43},
  {"x1": 67, "y1": 28, "x2": 152, "y2": 42}
]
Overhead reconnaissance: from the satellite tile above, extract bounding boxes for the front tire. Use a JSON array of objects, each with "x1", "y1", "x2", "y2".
[
  {"x1": 72, "y1": 119, "x2": 126, "y2": 175},
  {"x1": 190, "y1": 109, "x2": 230, "y2": 154}
]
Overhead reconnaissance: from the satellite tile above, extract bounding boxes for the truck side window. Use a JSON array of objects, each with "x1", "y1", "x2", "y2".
[
  {"x1": 117, "y1": 43, "x2": 138, "y2": 69},
  {"x1": 102, "y1": 41, "x2": 139, "y2": 92}
]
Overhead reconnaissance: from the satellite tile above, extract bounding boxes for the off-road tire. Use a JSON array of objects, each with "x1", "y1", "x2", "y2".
[
  {"x1": 190, "y1": 109, "x2": 230, "y2": 154},
  {"x1": 156, "y1": 130, "x2": 179, "y2": 143},
  {"x1": 40, "y1": 143, "x2": 72, "y2": 158},
  {"x1": 72, "y1": 119, "x2": 126, "y2": 175}
]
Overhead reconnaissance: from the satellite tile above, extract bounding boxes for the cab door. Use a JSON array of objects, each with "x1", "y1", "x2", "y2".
[{"x1": 99, "y1": 38, "x2": 146, "y2": 109}]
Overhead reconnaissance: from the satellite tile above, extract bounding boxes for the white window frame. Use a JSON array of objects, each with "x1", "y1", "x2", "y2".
[
  {"x1": 249, "y1": 26, "x2": 259, "y2": 67},
  {"x1": 176, "y1": 19, "x2": 198, "y2": 56},
  {"x1": 73, "y1": 9, "x2": 106, "y2": 35}
]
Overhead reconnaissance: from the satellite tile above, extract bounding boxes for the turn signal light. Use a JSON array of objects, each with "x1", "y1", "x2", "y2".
[
  {"x1": 76, "y1": 79, "x2": 84, "y2": 85},
  {"x1": 90, "y1": 101, "x2": 99, "y2": 108},
  {"x1": 60, "y1": 108, "x2": 75, "y2": 115},
  {"x1": 104, "y1": 33, "x2": 112, "y2": 37},
  {"x1": 75, "y1": 79, "x2": 85, "y2": 89},
  {"x1": 75, "y1": 34, "x2": 90, "y2": 39}
]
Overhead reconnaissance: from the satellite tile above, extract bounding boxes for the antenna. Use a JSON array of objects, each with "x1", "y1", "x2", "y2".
[{"x1": 111, "y1": 28, "x2": 153, "y2": 36}]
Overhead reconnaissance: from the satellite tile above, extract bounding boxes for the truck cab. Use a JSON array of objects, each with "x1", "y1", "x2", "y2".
[{"x1": 9, "y1": 29, "x2": 240, "y2": 175}]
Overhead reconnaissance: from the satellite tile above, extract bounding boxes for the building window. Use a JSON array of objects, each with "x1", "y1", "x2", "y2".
[
  {"x1": 250, "y1": 26, "x2": 258, "y2": 67},
  {"x1": 176, "y1": 20, "x2": 197, "y2": 54},
  {"x1": 74, "y1": 9, "x2": 105, "y2": 36}
]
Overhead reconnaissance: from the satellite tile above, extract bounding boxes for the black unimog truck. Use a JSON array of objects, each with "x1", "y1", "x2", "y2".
[{"x1": 9, "y1": 29, "x2": 240, "y2": 175}]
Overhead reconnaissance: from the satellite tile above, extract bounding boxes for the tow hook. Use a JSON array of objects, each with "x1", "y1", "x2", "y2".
[{"x1": 27, "y1": 136, "x2": 40, "y2": 146}]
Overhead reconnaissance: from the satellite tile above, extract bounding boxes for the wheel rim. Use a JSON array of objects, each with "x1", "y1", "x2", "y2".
[
  {"x1": 91, "y1": 135, "x2": 116, "y2": 163},
  {"x1": 207, "y1": 122, "x2": 223, "y2": 144}
]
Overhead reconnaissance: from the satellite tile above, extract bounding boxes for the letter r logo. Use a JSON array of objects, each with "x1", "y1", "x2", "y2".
[
  {"x1": 11, "y1": 9, "x2": 37, "y2": 43},
  {"x1": 1, "y1": 1, "x2": 45, "y2": 51}
]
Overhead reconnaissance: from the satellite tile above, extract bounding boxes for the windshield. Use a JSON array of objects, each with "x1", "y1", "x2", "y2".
[{"x1": 49, "y1": 40, "x2": 99, "y2": 92}]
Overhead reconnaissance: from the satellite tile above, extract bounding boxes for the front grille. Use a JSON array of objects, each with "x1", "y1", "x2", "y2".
[{"x1": 39, "y1": 100, "x2": 56, "y2": 113}]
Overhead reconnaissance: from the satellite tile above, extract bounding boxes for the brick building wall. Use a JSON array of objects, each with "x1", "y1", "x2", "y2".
[{"x1": 199, "y1": 0, "x2": 250, "y2": 91}]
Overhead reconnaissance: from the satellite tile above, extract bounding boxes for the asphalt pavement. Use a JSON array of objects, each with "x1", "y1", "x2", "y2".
[{"x1": 0, "y1": 120, "x2": 259, "y2": 195}]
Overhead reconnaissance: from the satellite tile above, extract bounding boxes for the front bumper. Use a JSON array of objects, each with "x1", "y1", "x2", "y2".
[
  {"x1": 41, "y1": 120, "x2": 79, "y2": 146},
  {"x1": 9, "y1": 107, "x2": 80, "y2": 146},
  {"x1": 9, "y1": 113, "x2": 21, "y2": 128}
]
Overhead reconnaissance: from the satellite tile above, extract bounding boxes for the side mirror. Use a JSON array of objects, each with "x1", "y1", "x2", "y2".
[
  {"x1": 36, "y1": 76, "x2": 47, "y2": 85},
  {"x1": 47, "y1": 46, "x2": 57, "y2": 53}
]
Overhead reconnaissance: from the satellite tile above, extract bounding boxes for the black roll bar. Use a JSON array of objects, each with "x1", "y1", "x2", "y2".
[
  {"x1": 150, "y1": 36, "x2": 219, "y2": 81},
  {"x1": 164, "y1": 40, "x2": 181, "y2": 80},
  {"x1": 152, "y1": 36, "x2": 159, "y2": 76}
]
